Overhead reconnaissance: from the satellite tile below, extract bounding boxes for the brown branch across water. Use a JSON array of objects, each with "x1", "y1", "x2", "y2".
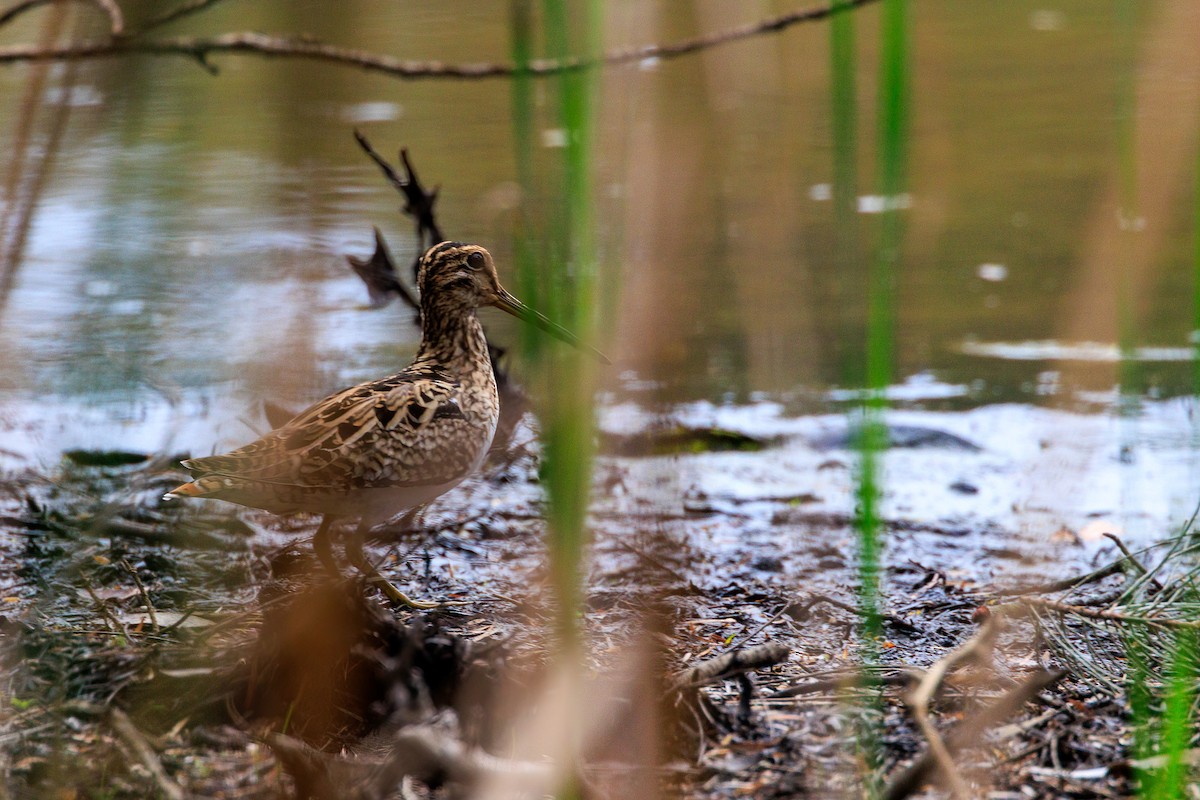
[{"x1": 0, "y1": 0, "x2": 881, "y2": 78}]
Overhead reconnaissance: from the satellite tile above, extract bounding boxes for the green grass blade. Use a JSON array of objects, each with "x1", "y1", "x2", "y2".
[
  {"x1": 853, "y1": 0, "x2": 908, "y2": 792},
  {"x1": 539, "y1": 0, "x2": 602, "y2": 646},
  {"x1": 508, "y1": 0, "x2": 542, "y2": 361}
]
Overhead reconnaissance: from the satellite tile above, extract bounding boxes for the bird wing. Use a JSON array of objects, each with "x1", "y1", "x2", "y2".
[{"x1": 182, "y1": 366, "x2": 469, "y2": 492}]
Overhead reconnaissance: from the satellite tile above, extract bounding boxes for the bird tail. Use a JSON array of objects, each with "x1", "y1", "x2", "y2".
[{"x1": 163, "y1": 475, "x2": 229, "y2": 501}]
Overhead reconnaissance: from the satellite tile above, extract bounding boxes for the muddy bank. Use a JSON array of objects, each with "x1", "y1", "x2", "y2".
[{"x1": 0, "y1": 402, "x2": 1187, "y2": 797}]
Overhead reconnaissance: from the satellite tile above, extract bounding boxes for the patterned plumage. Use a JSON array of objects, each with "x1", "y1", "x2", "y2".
[{"x1": 169, "y1": 242, "x2": 603, "y2": 604}]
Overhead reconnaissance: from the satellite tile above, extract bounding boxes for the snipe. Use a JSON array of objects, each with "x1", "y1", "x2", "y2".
[{"x1": 168, "y1": 242, "x2": 606, "y2": 606}]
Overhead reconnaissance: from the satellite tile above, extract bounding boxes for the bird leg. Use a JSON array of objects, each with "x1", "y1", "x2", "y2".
[
  {"x1": 312, "y1": 515, "x2": 340, "y2": 577},
  {"x1": 344, "y1": 519, "x2": 442, "y2": 610}
]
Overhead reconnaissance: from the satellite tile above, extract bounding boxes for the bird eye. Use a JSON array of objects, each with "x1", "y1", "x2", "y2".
[{"x1": 466, "y1": 251, "x2": 486, "y2": 270}]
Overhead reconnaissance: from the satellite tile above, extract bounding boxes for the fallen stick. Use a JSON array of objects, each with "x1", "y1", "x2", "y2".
[
  {"x1": 668, "y1": 643, "x2": 790, "y2": 693},
  {"x1": 993, "y1": 559, "x2": 1125, "y2": 597},
  {"x1": 1007, "y1": 597, "x2": 1200, "y2": 631},
  {"x1": 883, "y1": 669, "x2": 1065, "y2": 800},
  {"x1": 109, "y1": 708, "x2": 185, "y2": 800},
  {"x1": 903, "y1": 616, "x2": 1001, "y2": 799}
]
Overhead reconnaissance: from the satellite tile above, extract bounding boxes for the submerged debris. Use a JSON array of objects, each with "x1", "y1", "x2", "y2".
[
  {"x1": 808, "y1": 423, "x2": 982, "y2": 452},
  {"x1": 62, "y1": 449, "x2": 151, "y2": 467},
  {"x1": 601, "y1": 425, "x2": 775, "y2": 456}
]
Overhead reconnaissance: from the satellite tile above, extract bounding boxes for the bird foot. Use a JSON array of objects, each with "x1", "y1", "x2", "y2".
[{"x1": 364, "y1": 570, "x2": 465, "y2": 609}]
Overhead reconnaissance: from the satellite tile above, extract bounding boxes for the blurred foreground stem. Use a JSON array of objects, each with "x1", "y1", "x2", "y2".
[
  {"x1": 539, "y1": 0, "x2": 602, "y2": 648},
  {"x1": 855, "y1": 0, "x2": 907, "y2": 790}
]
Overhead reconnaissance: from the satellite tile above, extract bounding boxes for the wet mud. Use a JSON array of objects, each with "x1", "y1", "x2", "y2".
[{"x1": 0, "y1": 403, "x2": 1187, "y2": 798}]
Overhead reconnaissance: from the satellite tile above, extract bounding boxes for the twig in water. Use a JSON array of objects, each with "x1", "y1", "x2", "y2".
[
  {"x1": 353, "y1": 131, "x2": 443, "y2": 249},
  {"x1": 346, "y1": 225, "x2": 417, "y2": 310}
]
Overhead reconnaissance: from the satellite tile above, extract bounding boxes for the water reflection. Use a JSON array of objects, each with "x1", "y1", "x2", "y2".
[{"x1": 0, "y1": 1, "x2": 1196, "y2": 439}]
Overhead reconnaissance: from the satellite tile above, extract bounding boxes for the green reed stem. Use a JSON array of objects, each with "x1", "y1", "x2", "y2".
[
  {"x1": 508, "y1": 0, "x2": 542, "y2": 361},
  {"x1": 540, "y1": 0, "x2": 601, "y2": 647},
  {"x1": 853, "y1": 0, "x2": 907, "y2": 791},
  {"x1": 1157, "y1": 134, "x2": 1200, "y2": 800},
  {"x1": 1109, "y1": 3, "x2": 1200, "y2": 795},
  {"x1": 1153, "y1": 628, "x2": 1199, "y2": 799},
  {"x1": 859, "y1": 0, "x2": 907, "y2": 662}
]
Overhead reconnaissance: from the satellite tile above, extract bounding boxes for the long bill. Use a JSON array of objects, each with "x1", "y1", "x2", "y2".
[{"x1": 493, "y1": 288, "x2": 611, "y2": 365}]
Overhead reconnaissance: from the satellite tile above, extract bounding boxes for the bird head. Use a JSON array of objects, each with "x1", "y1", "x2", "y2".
[{"x1": 418, "y1": 242, "x2": 610, "y2": 363}]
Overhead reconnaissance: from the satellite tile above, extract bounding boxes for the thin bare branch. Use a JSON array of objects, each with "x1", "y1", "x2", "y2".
[
  {"x1": 1011, "y1": 596, "x2": 1200, "y2": 632},
  {"x1": 0, "y1": 0, "x2": 881, "y2": 78},
  {"x1": 1101, "y1": 531, "x2": 1164, "y2": 592}
]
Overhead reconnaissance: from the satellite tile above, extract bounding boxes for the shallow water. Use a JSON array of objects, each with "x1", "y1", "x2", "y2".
[{"x1": 2, "y1": 2, "x2": 1199, "y2": 540}]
